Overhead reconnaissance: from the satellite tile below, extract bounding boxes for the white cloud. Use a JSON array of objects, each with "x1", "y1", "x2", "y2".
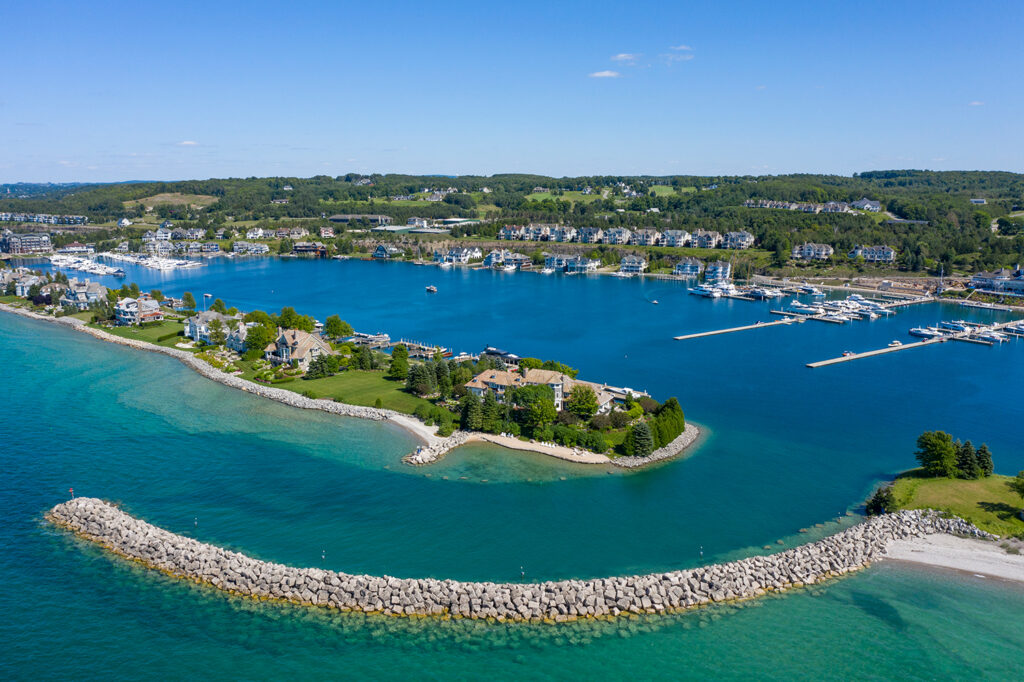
[
  {"x1": 670, "y1": 44, "x2": 693, "y2": 51},
  {"x1": 589, "y1": 70, "x2": 621, "y2": 78},
  {"x1": 177, "y1": 140, "x2": 199, "y2": 146},
  {"x1": 661, "y1": 53, "x2": 695, "y2": 64},
  {"x1": 611, "y1": 53, "x2": 640, "y2": 62},
  {"x1": 755, "y1": 85, "x2": 767, "y2": 90},
  {"x1": 968, "y1": 101, "x2": 984, "y2": 106}
]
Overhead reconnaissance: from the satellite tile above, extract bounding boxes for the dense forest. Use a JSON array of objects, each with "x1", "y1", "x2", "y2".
[{"x1": 3, "y1": 170, "x2": 1022, "y2": 272}]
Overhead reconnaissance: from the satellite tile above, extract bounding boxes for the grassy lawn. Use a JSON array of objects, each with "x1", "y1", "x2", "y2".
[
  {"x1": 67, "y1": 311, "x2": 95, "y2": 322},
  {"x1": 235, "y1": 362, "x2": 433, "y2": 415},
  {"x1": 649, "y1": 185, "x2": 677, "y2": 197},
  {"x1": 89, "y1": 319, "x2": 188, "y2": 347},
  {"x1": 525, "y1": 191, "x2": 603, "y2": 204},
  {"x1": 892, "y1": 469, "x2": 1024, "y2": 537},
  {"x1": 1, "y1": 295, "x2": 25, "y2": 305}
]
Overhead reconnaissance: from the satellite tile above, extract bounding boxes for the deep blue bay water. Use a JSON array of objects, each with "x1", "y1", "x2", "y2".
[{"x1": 4, "y1": 256, "x2": 1024, "y2": 678}]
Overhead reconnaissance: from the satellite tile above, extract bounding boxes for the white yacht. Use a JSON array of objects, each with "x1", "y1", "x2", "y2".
[
  {"x1": 909, "y1": 326, "x2": 945, "y2": 338},
  {"x1": 798, "y1": 284, "x2": 825, "y2": 296},
  {"x1": 689, "y1": 283, "x2": 723, "y2": 298}
]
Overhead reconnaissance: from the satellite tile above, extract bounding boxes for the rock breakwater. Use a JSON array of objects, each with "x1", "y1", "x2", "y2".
[
  {"x1": 611, "y1": 423, "x2": 700, "y2": 468},
  {"x1": 48, "y1": 497, "x2": 992, "y2": 622}
]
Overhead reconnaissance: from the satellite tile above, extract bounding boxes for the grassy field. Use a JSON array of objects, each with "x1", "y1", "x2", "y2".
[
  {"x1": 892, "y1": 469, "x2": 1024, "y2": 537},
  {"x1": 525, "y1": 190, "x2": 603, "y2": 204},
  {"x1": 89, "y1": 318, "x2": 187, "y2": 347},
  {"x1": 124, "y1": 193, "x2": 219, "y2": 210},
  {"x1": 649, "y1": 185, "x2": 677, "y2": 197}
]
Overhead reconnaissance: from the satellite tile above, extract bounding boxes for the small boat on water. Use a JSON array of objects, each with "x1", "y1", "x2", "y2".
[
  {"x1": 541, "y1": 267, "x2": 555, "y2": 274},
  {"x1": 976, "y1": 330, "x2": 1008, "y2": 343},
  {"x1": 502, "y1": 264, "x2": 517, "y2": 272},
  {"x1": 939, "y1": 320, "x2": 970, "y2": 332},
  {"x1": 888, "y1": 340, "x2": 903, "y2": 347},
  {"x1": 425, "y1": 285, "x2": 437, "y2": 293},
  {"x1": 651, "y1": 300, "x2": 659, "y2": 305},
  {"x1": 799, "y1": 284, "x2": 825, "y2": 296}
]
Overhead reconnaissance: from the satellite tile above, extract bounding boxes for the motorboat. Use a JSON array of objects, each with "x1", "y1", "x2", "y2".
[
  {"x1": 651, "y1": 300, "x2": 659, "y2": 305},
  {"x1": 976, "y1": 330, "x2": 1008, "y2": 343},
  {"x1": 425, "y1": 285, "x2": 437, "y2": 293},
  {"x1": 799, "y1": 284, "x2": 825, "y2": 296},
  {"x1": 939, "y1": 320, "x2": 970, "y2": 332},
  {"x1": 908, "y1": 326, "x2": 944, "y2": 338},
  {"x1": 689, "y1": 284, "x2": 723, "y2": 298},
  {"x1": 541, "y1": 267, "x2": 555, "y2": 274},
  {"x1": 888, "y1": 340, "x2": 903, "y2": 347},
  {"x1": 502, "y1": 264, "x2": 517, "y2": 272}
]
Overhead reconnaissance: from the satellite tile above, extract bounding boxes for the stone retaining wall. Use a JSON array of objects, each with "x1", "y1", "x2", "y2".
[{"x1": 48, "y1": 497, "x2": 992, "y2": 623}]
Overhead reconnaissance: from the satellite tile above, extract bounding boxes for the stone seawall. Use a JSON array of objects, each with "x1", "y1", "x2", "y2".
[
  {"x1": 48, "y1": 497, "x2": 992, "y2": 623},
  {"x1": 611, "y1": 423, "x2": 701, "y2": 468}
]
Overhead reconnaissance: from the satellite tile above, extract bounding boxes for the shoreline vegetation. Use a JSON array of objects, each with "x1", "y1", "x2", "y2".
[
  {"x1": 0, "y1": 302, "x2": 700, "y2": 470},
  {"x1": 49, "y1": 497, "x2": 1011, "y2": 624}
]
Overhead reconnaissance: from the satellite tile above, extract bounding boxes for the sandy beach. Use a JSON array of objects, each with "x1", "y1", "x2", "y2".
[
  {"x1": 467, "y1": 433, "x2": 613, "y2": 464},
  {"x1": 882, "y1": 534, "x2": 1024, "y2": 583}
]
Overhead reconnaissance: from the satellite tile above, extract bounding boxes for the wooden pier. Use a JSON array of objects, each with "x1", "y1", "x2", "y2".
[{"x1": 673, "y1": 317, "x2": 802, "y2": 341}]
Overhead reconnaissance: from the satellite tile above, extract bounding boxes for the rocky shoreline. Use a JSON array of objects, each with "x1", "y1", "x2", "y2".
[
  {"x1": 48, "y1": 497, "x2": 993, "y2": 623},
  {"x1": 1, "y1": 303, "x2": 698, "y2": 471},
  {"x1": 610, "y1": 423, "x2": 701, "y2": 468}
]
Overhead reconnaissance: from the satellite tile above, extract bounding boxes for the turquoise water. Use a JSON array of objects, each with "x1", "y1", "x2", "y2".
[{"x1": 4, "y1": 259, "x2": 1024, "y2": 678}]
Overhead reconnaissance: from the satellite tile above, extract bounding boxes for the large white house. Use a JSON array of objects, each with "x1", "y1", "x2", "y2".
[
  {"x1": 619, "y1": 255, "x2": 647, "y2": 274},
  {"x1": 115, "y1": 295, "x2": 163, "y2": 326},
  {"x1": 848, "y1": 245, "x2": 896, "y2": 263},
  {"x1": 59, "y1": 278, "x2": 107, "y2": 310},
  {"x1": 792, "y1": 243, "x2": 834, "y2": 260},
  {"x1": 722, "y1": 231, "x2": 755, "y2": 249},
  {"x1": 661, "y1": 230, "x2": 691, "y2": 248},
  {"x1": 673, "y1": 257, "x2": 703, "y2": 277},
  {"x1": 691, "y1": 230, "x2": 722, "y2": 249},
  {"x1": 264, "y1": 328, "x2": 333, "y2": 370},
  {"x1": 705, "y1": 261, "x2": 732, "y2": 284}
]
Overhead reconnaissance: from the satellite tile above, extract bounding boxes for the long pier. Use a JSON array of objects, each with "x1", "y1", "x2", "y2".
[
  {"x1": 807, "y1": 320, "x2": 1019, "y2": 368},
  {"x1": 673, "y1": 317, "x2": 802, "y2": 341}
]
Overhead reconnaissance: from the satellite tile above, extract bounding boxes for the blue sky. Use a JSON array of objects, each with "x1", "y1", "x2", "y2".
[{"x1": 2, "y1": 0, "x2": 1021, "y2": 182}]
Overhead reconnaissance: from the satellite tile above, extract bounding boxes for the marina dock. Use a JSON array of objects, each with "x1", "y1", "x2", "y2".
[{"x1": 673, "y1": 317, "x2": 802, "y2": 341}]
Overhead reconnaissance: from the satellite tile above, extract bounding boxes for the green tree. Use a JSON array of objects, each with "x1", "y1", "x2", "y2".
[
  {"x1": 278, "y1": 238, "x2": 293, "y2": 254},
  {"x1": 304, "y1": 354, "x2": 333, "y2": 379},
  {"x1": 976, "y1": 444, "x2": 994, "y2": 477},
  {"x1": 149, "y1": 289, "x2": 164, "y2": 302},
  {"x1": 388, "y1": 344, "x2": 410, "y2": 380},
  {"x1": 955, "y1": 440, "x2": 981, "y2": 479},
  {"x1": 865, "y1": 485, "x2": 895, "y2": 516},
  {"x1": 915, "y1": 431, "x2": 957, "y2": 478},
  {"x1": 324, "y1": 314, "x2": 353, "y2": 339},
  {"x1": 565, "y1": 384, "x2": 599, "y2": 420},
  {"x1": 245, "y1": 324, "x2": 275, "y2": 354},
  {"x1": 5, "y1": 281, "x2": 16, "y2": 296},
  {"x1": 460, "y1": 393, "x2": 483, "y2": 431},
  {"x1": 208, "y1": 318, "x2": 226, "y2": 346},
  {"x1": 182, "y1": 291, "x2": 197, "y2": 310},
  {"x1": 481, "y1": 391, "x2": 501, "y2": 433},
  {"x1": 210, "y1": 298, "x2": 227, "y2": 314},
  {"x1": 406, "y1": 363, "x2": 435, "y2": 396}
]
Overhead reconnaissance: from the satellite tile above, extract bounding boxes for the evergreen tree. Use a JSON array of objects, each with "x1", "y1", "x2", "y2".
[
  {"x1": 955, "y1": 440, "x2": 981, "y2": 479},
  {"x1": 481, "y1": 391, "x2": 501, "y2": 433},
  {"x1": 182, "y1": 291, "x2": 197, "y2": 309},
  {"x1": 976, "y1": 444, "x2": 994, "y2": 477},
  {"x1": 304, "y1": 355, "x2": 332, "y2": 379},
  {"x1": 865, "y1": 485, "x2": 895, "y2": 516},
  {"x1": 460, "y1": 394, "x2": 482, "y2": 431},
  {"x1": 388, "y1": 344, "x2": 410, "y2": 380},
  {"x1": 915, "y1": 431, "x2": 957, "y2": 478},
  {"x1": 626, "y1": 422, "x2": 655, "y2": 457}
]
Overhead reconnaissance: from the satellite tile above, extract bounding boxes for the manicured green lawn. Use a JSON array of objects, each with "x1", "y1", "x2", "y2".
[
  {"x1": 1, "y1": 295, "x2": 25, "y2": 304},
  {"x1": 892, "y1": 469, "x2": 1024, "y2": 537},
  {"x1": 525, "y1": 191, "x2": 603, "y2": 204},
  {"x1": 89, "y1": 319, "x2": 187, "y2": 347},
  {"x1": 649, "y1": 185, "x2": 677, "y2": 197}
]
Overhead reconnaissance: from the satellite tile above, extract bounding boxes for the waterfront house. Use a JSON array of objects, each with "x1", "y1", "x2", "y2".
[
  {"x1": 604, "y1": 228, "x2": 632, "y2": 245},
  {"x1": 59, "y1": 278, "x2": 107, "y2": 310},
  {"x1": 319, "y1": 226, "x2": 335, "y2": 239},
  {"x1": 465, "y1": 369, "x2": 528, "y2": 402},
  {"x1": 372, "y1": 244, "x2": 402, "y2": 259},
  {"x1": 722, "y1": 231, "x2": 755, "y2": 250},
  {"x1": 225, "y1": 321, "x2": 255, "y2": 353},
  {"x1": 246, "y1": 228, "x2": 266, "y2": 239},
  {"x1": 185, "y1": 310, "x2": 244, "y2": 345},
  {"x1": 691, "y1": 230, "x2": 722, "y2": 249},
  {"x1": 466, "y1": 367, "x2": 631, "y2": 413},
  {"x1": 631, "y1": 229, "x2": 661, "y2": 246},
  {"x1": 578, "y1": 227, "x2": 605, "y2": 244},
  {"x1": 293, "y1": 241, "x2": 327, "y2": 256},
  {"x1": 848, "y1": 245, "x2": 896, "y2": 264},
  {"x1": 673, "y1": 257, "x2": 704, "y2": 277},
  {"x1": 544, "y1": 254, "x2": 569, "y2": 271},
  {"x1": 851, "y1": 197, "x2": 882, "y2": 212},
  {"x1": 115, "y1": 295, "x2": 163, "y2": 326},
  {"x1": 661, "y1": 230, "x2": 691, "y2": 248},
  {"x1": 619, "y1": 255, "x2": 647, "y2": 274},
  {"x1": 445, "y1": 246, "x2": 483, "y2": 264},
  {"x1": 201, "y1": 242, "x2": 220, "y2": 253},
  {"x1": 792, "y1": 243, "x2": 834, "y2": 261},
  {"x1": 498, "y1": 225, "x2": 527, "y2": 241},
  {"x1": 232, "y1": 241, "x2": 251, "y2": 253},
  {"x1": 115, "y1": 241, "x2": 130, "y2": 253},
  {"x1": 14, "y1": 274, "x2": 42, "y2": 297},
  {"x1": 705, "y1": 261, "x2": 732, "y2": 284},
  {"x1": 565, "y1": 255, "x2": 599, "y2": 274},
  {"x1": 264, "y1": 328, "x2": 333, "y2": 371}
]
